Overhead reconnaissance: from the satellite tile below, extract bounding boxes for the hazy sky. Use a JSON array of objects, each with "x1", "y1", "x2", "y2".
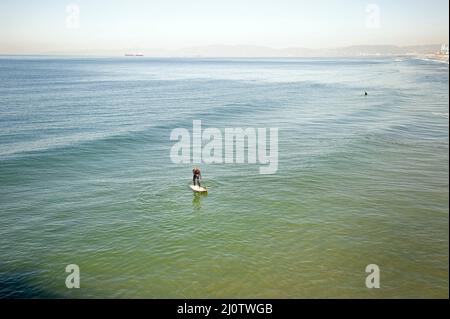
[{"x1": 0, "y1": 0, "x2": 448, "y2": 54}]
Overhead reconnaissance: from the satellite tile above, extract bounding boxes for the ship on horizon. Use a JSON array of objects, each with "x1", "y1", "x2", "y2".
[{"x1": 124, "y1": 52, "x2": 144, "y2": 57}]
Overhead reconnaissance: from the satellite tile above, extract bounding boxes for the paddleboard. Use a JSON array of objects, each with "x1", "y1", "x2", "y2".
[{"x1": 190, "y1": 185, "x2": 207, "y2": 193}]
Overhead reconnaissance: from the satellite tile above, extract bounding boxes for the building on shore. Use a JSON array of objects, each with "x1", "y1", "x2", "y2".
[{"x1": 439, "y1": 44, "x2": 449, "y2": 55}]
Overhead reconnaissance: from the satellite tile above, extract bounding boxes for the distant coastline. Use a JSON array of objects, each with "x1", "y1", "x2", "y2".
[{"x1": 2, "y1": 44, "x2": 448, "y2": 58}]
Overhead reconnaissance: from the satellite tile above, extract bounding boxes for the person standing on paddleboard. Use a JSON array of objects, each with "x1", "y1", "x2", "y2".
[{"x1": 192, "y1": 167, "x2": 202, "y2": 187}]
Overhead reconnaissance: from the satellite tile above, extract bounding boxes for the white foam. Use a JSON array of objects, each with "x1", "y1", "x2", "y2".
[
  {"x1": 432, "y1": 112, "x2": 449, "y2": 119},
  {"x1": 417, "y1": 57, "x2": 449, "y2": 65}
]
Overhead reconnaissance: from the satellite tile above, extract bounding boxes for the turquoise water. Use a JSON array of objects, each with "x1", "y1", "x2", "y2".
[{"x1": 0, "y1": 57, "x2": 448, "y2": 298}]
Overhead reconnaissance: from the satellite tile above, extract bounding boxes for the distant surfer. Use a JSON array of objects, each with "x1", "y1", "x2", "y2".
[
  {"x1": 192, "y1": 167, "x2": 202, "y2": 187},
  {"x1": 365, "y1": 91, "x2": 368, "y2": 96}
]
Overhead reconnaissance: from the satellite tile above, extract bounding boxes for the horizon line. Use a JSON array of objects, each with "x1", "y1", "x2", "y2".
[{"x1": 1, "y1": 43, "x2": 448, "y2": 57}]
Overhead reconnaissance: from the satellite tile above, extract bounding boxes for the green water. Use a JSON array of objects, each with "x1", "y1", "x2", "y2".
[{"x1": 0, "y1": 57, "x2": 448, "y2": 298}]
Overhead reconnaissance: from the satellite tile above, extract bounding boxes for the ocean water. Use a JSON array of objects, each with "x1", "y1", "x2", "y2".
[{"x1": 0, "y1": 56, "x2": 448, "y2": 298}]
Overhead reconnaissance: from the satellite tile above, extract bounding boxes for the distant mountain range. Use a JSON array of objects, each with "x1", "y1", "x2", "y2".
[
  {"x1": 22, "y1": 44, "x2": 445, "y2": 57},
  {"x1": 134, "y1": 44, "x2": 443, "y2": 57}
]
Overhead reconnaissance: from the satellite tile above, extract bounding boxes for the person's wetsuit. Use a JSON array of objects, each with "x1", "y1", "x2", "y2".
[{"x1": 193, "y1": 168, "x2": 201, "y2": 187}]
